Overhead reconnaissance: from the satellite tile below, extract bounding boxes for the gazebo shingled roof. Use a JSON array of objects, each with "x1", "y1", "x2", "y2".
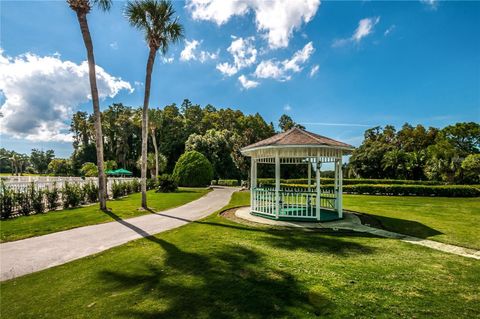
[{"x1": 241, "y1": 127, "x2": 354, "y2": 150}]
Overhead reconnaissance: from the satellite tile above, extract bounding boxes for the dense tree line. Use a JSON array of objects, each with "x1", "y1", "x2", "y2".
[
  {"x1": 69, "y1": 99, "x2": 276, "y2": 180},
  {"x1": 348, "y1": 122, "x2": 480, "y2": 184}
]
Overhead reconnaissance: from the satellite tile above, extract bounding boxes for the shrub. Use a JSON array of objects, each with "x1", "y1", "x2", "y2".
[
  {"x1": 80, "y1": 162, "x2": 98, "y2": 177},
  {"x1": 156, "y1": 174, "x2": 178, "y2": 193},
  {"x1": 173, "y1": 151, "x2": 213, "y2": 187},
  {"x1": 83, "y1": 182, "x2": 98, "y2": 203},
  {"x1": 217, "y1": 179, "x2": 240, "y2": 186},
  {"x1": 258, "y1": 183, "x2": 480, "y2": 197},
  {"x1": 111, "y1": 181, "x2": 123, "y2": 199},
  {"x1": 45, "y1": 183, "x2": 60, "y2": 211},
  {"x1": 131, "y1": 179, "x2": 140, "y2": 193},
  {"x1": 31, "y1": 185, "x2": 45, "y2": 214},
  {"x1": 62, "y1": 182, "x2": 83, "y2": 208},
  {"x1": 146, "y1": 178, "x2": 157, "y2": 191},
  {"x1": 0, "y1": 182, "x2": 15, "y2": 219},
  {"x1": 257, "y1": 178, "x2": 444, "y2": 186},
  {"x1": 16, "y1": 189, "x2": 32, "y2": 216},
  {"x1": 211, "y1": 180, "x2": 218, "y2": 185}
]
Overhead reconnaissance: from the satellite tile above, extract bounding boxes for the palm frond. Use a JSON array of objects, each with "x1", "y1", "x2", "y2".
[
  {"x1": 93, "y1": 0, "x2": 112, "y2": 11},
  {"x1": 124, "y1": 0, "x2": 184, "y2": 52}
]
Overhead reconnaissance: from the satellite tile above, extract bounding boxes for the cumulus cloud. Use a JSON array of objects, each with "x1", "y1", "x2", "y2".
[
  {"x1": 238, "y1": 74, "x2": 259, "y2": 89},
  {"x1": 162, "y1": 56, "x2": 174, "y2": 64},
  {"x1": 0, "y1": 50, "x2": 132, "y2": 142},
  {"x1": 283, "y1": 104, "x2": 292, "y2": 112},
  {"x1": 216, "y1": 36, "x2": 257, "y2": 76},
  {"x1": 309, "y1": 64, "x2": 319, "y2": 77},
  {"x1": 186, "y1": 0, "x2": 320, "y2": 49},
  {"x1": 254, "y1": 41, "x2": 314, "y2": 81},
  {"x1": 332, "y1": 17, "x2": 380, "y2": 47},
  {"x1": 180, "y1": 39, "x2": 218, "y2": 63}
]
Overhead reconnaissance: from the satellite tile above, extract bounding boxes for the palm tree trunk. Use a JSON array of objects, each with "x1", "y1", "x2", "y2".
[
  {"x1": 151, "y1": 129, "x2": 159, "y2": 182},
  {"x1": 76, "y1": 12, "x2": 107, "y2": 211},
  {"x1": 141, "y1": 47, "x2": 157, "y2": 208}
]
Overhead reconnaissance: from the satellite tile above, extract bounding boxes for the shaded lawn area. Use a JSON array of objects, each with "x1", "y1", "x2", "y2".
[
  {"x1": 1, "y1": 191, "x2": 479, "y2": 319},
  {"x1": 343, "y1": 195, "x2": 480, "y2": 250},
  {"x1": 0, "y1": 188, "x2": 210, "y2": 242}
]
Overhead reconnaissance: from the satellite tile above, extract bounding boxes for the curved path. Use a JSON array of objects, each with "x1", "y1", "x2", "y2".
[{"x1": 0, "y1": 187, "x2": 238, "y2": 281}]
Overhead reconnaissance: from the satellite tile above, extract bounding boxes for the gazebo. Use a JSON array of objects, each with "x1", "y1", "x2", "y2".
[{"x1": 241, "y1": 127, "x2": 354, "y2": 221}]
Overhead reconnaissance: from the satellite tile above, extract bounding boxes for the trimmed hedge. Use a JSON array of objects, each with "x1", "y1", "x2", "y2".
[
  {"x1": 258, "y1": 183, "x2": 480, "y2": 197},
  {"x1": 212, "y1": 179, "x2": 241, "y2": 187},
  {"x1": 173, "y1": 151, "x2": 213, "y2": 187},
  {"x1": 156, "y1": 174, "x2": 178, "y2": 193},
  {"x1": 257, "y1": 178, "x2": 445, "y2": 186}
]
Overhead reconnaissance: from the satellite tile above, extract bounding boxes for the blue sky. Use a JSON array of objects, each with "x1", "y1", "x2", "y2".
[{"x1": 0, "y1": 0, "x2": 479, "y2": 158}]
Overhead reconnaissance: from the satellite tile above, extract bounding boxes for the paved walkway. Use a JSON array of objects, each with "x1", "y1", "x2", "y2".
[
  {"x1": 0, "y1": 187, "x2": 238, "y2": 281},
  {"x1": 235, "y1": 207, "x2": 480, "y2": 260}
]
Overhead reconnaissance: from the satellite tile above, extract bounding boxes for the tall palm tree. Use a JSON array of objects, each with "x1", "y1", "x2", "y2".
[
  {"x1": 125, "y1": 0, "x2": 183, "y2": 208},
  {"x1": 148, "y1": 108, "x2": 163, "y2": 182},
  {"x1": 67, "y1": 0, "x2": 111, "y2": 210}
]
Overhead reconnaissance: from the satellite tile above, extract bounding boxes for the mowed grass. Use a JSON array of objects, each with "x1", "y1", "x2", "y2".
[
  {"x1": 0, "y1": 188, "x2": 210, "y2": 242},
  {"x1": 343, "y1": 195, "x2": 480, "y2": 250},
  {"x1": 1, "y1": 191, "x2": 479, "y2": 319}
]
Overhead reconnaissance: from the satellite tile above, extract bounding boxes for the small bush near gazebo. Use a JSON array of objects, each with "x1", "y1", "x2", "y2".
[
  {"x1": 156, "y1": 174, "x2": 178, "y2": 193},
  {"x1": 173, "y1": 151, "x2": 213, "y2": 187}
]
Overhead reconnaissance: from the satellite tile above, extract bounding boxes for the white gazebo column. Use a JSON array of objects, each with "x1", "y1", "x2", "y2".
[
  {"x1": 275, "y1": 152, "x2": 280, "y2": 219},
  {"x1": 307, "y1": 158, "x2": 311, "y2": 191},
  {"x1": 334, "y1": 158, "x2": 339, "y2": 212},
  {"x1": 338, "y1": 156, "x2": 343, "y2": 218},
  {"x1": 315, "y1": 153, "x2": 321, "y2": 221},
  {"x1": 250, "y1": 157, "x2": 257, "y2": 211}
]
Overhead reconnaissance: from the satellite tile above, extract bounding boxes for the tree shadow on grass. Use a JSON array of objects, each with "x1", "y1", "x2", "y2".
[
  {"x1": 356, "y1": 212, "x2": 443, "y2": 240},
  {"x1": 96, "y1": 208, "x2": 381, "y2": 317},
  {"x1": 99, "y1": 237, "x2": 326, "y2": 318}
]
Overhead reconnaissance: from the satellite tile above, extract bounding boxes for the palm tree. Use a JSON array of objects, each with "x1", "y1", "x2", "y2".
[
  {"x1": 148, "y1": 108, "x2": 162, "y2": 181},
  {"x1": 125, "y1": 0, "x2": 183, "y2": 208},
  {"x1": 67, "y1": 0, "x2": 111, "y2": 210}
]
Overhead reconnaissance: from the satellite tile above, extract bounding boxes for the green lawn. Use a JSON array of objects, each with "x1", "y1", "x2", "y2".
[
  {"x1": 0, "y1": 188, "x2": 210, "y2": 242},
  {"x1": 1, "y1": 191, "x2": 479, "y2": 319},
  {"x1": 343, "y1": 195, "x2": 480, "y2": 250}
]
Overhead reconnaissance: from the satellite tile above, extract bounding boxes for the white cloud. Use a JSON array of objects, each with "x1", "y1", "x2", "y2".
[
  {"x1": 332, "y1": 16, "x2": 380, "y2": 47},
  {"x1": 0, "y1": 50, "x2": 132, "y2": 142},
  {"x1": 180, "y1": 39, "x2": 200, "y2": 61},
  {"x1": 216, "y1": 62, "x2": 237, "y2": 76},
  {"x1": 254, "y1": 60, "x2": 290, "y2": 81},
  {"x1": 216, "y1": 37, "x2": 257, "y2": 76},
  {"x1": 420, "y1": 0, "x2": 438, "y2": 9},
  {"x1": 186, "y1": 0, "x2": 320, "y2": 49},
  {"x1": 254, "y1": 42, "x2": 314, "y2": 81},
  {"x1": 238, "y1": 75, "x2": 259, "y2": 89},
  {"x1": 283, "y1": 104, "x2": 292, "y2": 112},
  {"x1": 180, "y1": 39, "x2": 218, "y2": 63},
  {"x1": 283, "y1": 41, "x2": 314, "y2": 72},
  {"x1": 309, "y1": 64, "x2": 319, "y2": 77},
  {"x1": 384, "y1": 25, "x2": 395, "y2": 36},
  {"x1": 109, "y1": 42, "x2": 118, "y2": 50},
  {"x1": 352, "y1": 17, "x2": 380, "y2": 42},
  {"x1": 162, "y1": 56, "x2": 174, "y2": 64}
]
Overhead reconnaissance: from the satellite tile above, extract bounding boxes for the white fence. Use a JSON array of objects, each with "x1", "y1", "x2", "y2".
[
  {"x1": 251, "y1": 186, "x2": 337, "y2": 219},
  {"x1": 1, "y1": 176, "x2": 138, "y2": 195}
]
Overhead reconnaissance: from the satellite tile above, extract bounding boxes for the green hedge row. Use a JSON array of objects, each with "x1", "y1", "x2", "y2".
[
  {"x1": 257, "y1": 178, "x2": 444, "y2": 186},
  {"x1": 211, "y1": 179, "x2": 241, "y2": 186},
  {"x1": 257, "y1": 183, "x2": 480, "y2": 197}
]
